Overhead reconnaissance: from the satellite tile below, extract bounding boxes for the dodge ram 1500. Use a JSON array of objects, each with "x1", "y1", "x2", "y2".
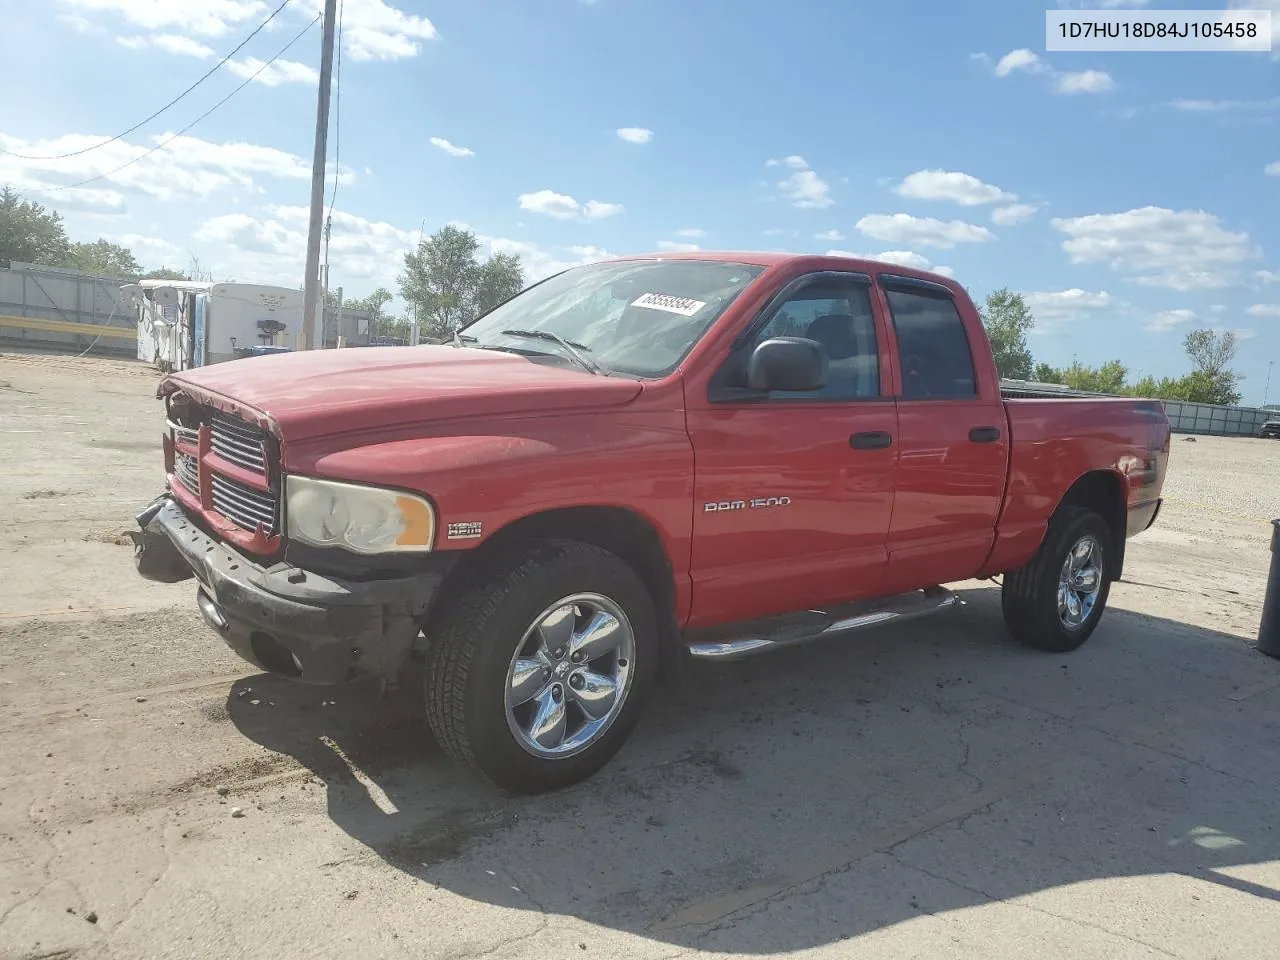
[{"x1": 133, "y1": 252, "x2": 1170, "y2": 793}]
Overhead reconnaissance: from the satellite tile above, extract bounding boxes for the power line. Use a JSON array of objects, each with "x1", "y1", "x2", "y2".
[
  {"x1": 1, "y1": 0, "x2": 298, "y2": 162},
  {"x1": 48, "y1": 15, "x2": 321, "y2": 195}
]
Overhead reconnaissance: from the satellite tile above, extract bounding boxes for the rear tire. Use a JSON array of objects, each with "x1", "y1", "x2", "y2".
[
  {"x1": 424, "y1": 539, "x2": 658, "y2": 793},
  {"x1": 1002, "y1": 506, "x2": 1112, "y2": 653}
]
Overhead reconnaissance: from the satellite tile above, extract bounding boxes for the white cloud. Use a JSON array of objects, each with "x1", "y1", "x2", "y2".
[
  {"x1": 656, "y1": 240, "x2": 701, "y2": 253},
  {"x1": 1210, "y1": 304, "x2": 1227, "y2": 313},
  {"x1": 673, "y1": 228, "x2": 705, "y2": 238},
  {"x1": 429, "y1": 137, "x2": 474, "y2": 158},
  {"x1": 1145, "y1": 308, "x2": 1196, "y2": 333},
  {"x1": 225, "y1": 56, "x2": 318, "y2": 86},
  {"x1": 67, "y1": 0, "x2": 437, "y2": 60},
  {"x1": 815, "y1": 229, "x2": 845, "y2": 241},
  {"x1": 115, "y1": 232, "x2": 187, "y2": 266},
  {"x1": 991, "y1": 203, "x2": 1039, "y2": 226},
  {"x1": 1056, "y1": 70, "x2": 1114, "y2": 95},
  {"x1": 990, "y1": 46, "x2": 1112, "y2": 96},
  {"x1": 1024, "y1": 289, "x2": 1113, "y2": 332},
  {"x1": 518, "y1": 190, "x2": 579, "y2": 219},
  {"x1": 0, "y1": 131, "x2": 349, "y2": 204},
  {"x1": 322, "y1": 0, "x2": 439, "y2": 60},
  {"x1": 154, "y1": 33, "x2": 215, "y2": 57},
  {"x1": 58, "y1": 13, "x2": 93, "y2": 31},
  {"x1": 855, "y1": 213, "x2": 993, "y2": 249},
  {"x1": 616, "y1": 127, "x2": 653, "y2": 144},
  {"x1": 826, "y1": 249, "x2": 954, "y2": 277},
  {"x1": 1247, "y1": 303, "x2": 1280, "y2": 317},
  {"x1": 63, "y1": 0, "x2": 267, "y2": 37},
  {"x1": 1168, "y1": 97, "x2": 1280, "y2": 112},
  {"x1": 567, "y1": 245, "x2": 611, "y2": 261},
  {"x1": 1258, "y1": 270, "x2": 1280, "y2": 283},
  {"x1": 115, "y1": 35, "x2": 148, "y2": 49},
  {"x1": 995, "y1": 49, "x2": 1045, "y2": 76},
  {"x1": 1051, "y1": 206, "x2": 1259, "y2": 291},
  {"x1": 517, "y1": 190, "x2": 624, "y2": 221},
  {"x1": 895, "y1": 170, "x2": 1016, "y2": 206},
  {"x1": 1025, "y1": 289, "x2": 1113, "y2": 313},
  {"x1": 582, "y1": 199, "x2": 624, "y2": 220},
  {"x1": 1267, "y1": 161, "x2": 1280, "y2": 176},
  {"x1": 770, "y1": 155, "x2": 831, "y2": 209}
]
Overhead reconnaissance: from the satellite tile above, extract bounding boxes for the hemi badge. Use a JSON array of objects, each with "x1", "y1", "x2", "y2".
[{"x1": 446, "y1": 521, "x2": 483, "y2": 540}]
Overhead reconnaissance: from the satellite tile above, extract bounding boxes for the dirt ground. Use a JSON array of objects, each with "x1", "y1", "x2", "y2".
[{"x1": 2, "y1": 352, "x2": 1279, "y2": 960}]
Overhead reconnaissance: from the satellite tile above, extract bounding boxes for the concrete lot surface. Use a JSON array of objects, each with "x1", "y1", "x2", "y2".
[{"x1": 2, "y1": 353, "x2": 1279, "y2": 960}]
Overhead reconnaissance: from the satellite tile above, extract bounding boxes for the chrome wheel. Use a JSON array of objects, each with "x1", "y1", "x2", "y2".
[
  {"x1": 504, "y1": 593, "x2": 635, "y2": 759},
  {"x1": 1058, "y1": 535, "x2": 1103, "y2": 630}
]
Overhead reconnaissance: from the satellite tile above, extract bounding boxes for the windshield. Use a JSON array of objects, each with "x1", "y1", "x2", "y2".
[{"x1": 458, "y1": 259, "x2": 765, "y2": 377}]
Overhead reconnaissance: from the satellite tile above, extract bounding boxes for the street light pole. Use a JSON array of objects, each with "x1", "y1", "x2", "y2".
[
  {"x1": 300, "y1": 0, "x2": 338, "y2": 351},
  {"x1": 1265, "y1": 359, "x2": 1274, "y2": 407}
]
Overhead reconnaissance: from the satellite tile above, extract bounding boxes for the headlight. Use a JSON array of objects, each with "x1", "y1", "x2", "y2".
[{"x1": 285, "y1": 476, "x2": 435, "y2": 554}]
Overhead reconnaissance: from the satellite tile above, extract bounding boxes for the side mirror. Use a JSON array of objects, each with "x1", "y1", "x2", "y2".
[{"x1": 746, "y1": 337, "x2": 827, "y2": 392}]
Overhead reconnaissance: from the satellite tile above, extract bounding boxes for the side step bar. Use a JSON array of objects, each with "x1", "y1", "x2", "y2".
[{"x1": 685, "y1": 587, "x2": 961, "y2": 662}]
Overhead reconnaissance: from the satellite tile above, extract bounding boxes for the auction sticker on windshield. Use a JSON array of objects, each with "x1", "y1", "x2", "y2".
[{"x1": 631, "y1": 293, "x2": 707, "y2": 317}]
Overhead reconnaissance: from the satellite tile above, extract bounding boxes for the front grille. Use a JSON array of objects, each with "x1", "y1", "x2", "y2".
[
  {"x1": 210, "y1": 473, "x2": 278, "y2": 534},
  {"x1": 168, "y1": 406, "x2": 281, "y2": 543},
  {"x1": 210, "y1": 413, "x2": 268, "y2": 474}
]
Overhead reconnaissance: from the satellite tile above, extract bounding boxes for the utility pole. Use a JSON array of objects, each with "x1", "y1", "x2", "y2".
[
  {"x1": 300, "y1": 0, "x2": 338, "y2": 351},
  {"x1": 1265, "y1": 359, "x2": 1274, "y2": 407}
]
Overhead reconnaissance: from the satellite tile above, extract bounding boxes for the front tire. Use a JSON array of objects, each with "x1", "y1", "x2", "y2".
[
  {"x1": 1001, "y1": 506, "x2": 1112, "y2": 653},
  {"x1": 424, "y1": 539, "x2": 658, "y2": 793}
]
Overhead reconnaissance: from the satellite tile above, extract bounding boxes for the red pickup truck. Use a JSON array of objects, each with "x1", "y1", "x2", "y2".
[{"x1": 133, "y1": 252, "x2": 1169, "y2": 793}]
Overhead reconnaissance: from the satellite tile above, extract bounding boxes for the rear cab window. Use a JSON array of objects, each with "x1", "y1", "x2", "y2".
[{"x1": 879, "y1": 277, "x2": 977, "y2": 399}]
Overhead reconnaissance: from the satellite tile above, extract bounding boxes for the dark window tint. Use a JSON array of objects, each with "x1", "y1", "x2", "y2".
[
  {"x1": 884, "y1": 289, "x2": 977, "y2": 398},
  {"x1": 749, "y1": 281, "x2": 880, "y2": 400}
]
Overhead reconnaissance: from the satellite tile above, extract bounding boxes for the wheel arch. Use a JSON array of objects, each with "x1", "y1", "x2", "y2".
[
  {"x1": 1055, "y1": 469, "x2": 1128, "y2": 581},
  {"x1": 428, "y1": 505, "x2": 684, "y2": 680}
]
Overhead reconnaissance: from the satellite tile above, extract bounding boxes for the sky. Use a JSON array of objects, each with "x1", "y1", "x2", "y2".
[{"x1": 0, "y1": 0, "x2": 1278, "y2": 402}]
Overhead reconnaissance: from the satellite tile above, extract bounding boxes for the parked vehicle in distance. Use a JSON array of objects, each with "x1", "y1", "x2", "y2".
[
  {"x1": 132, "y1": 252, "x2": 1170, "y2": 793},
  {"x1": 1261, "y1": 419, "x2": 1280, "y2": 439}
]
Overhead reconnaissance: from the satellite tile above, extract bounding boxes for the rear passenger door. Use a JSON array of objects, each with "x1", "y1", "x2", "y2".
[{"x1": 878, "y1": 275, "x2": 1009, "y2": 592}]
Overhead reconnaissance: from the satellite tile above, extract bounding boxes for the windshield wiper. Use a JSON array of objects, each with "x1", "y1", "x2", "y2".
[
  {"x1": 451, "y1": 330, "x2": 476, "y2": 348},
  {"x1": 500, "y1": 329, "x2": 603, "y2": 375}
]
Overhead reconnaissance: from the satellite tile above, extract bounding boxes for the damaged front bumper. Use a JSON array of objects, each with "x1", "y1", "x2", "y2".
[{"x1": 132, "y1": 495, "x2": 451, "y2": 684}]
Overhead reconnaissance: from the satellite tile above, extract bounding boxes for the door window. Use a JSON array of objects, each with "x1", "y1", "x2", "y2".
[
  {"x1": 747, "y1": 280, "x2": 880, "y2": 400},
  {"x1": 883, "y1": 287, "x2": 977, "y2": 399}
]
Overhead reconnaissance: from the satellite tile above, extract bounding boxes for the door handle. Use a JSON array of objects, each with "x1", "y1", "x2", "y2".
[
  {"x1": 850, "y1": 431, "x2": 893, "y2": 450},
  {"x1": 969, "y1": 426, "x2": 1001, "y2": 443}
]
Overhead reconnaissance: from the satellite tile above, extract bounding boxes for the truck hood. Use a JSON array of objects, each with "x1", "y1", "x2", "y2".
[{"x1": 160, "y1": 345, "x2": 645, "y2": 441}]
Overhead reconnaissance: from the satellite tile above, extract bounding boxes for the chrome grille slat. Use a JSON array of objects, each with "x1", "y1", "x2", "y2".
[
  {"x1": 210, "y1": 474, "x2": 277, "y2": 533},
  {"x1": 210, "y1": 440, "x2": 265, "y2": 472},
  {"x1": 175, "y1": 452, "x2": 200, "y2": 496},
  {"x1": 210, "y1": 480, "x2": 275, "y2": 519},
  {"x1": 209, "y1": 415, "x2": 266, "y2": 474}
]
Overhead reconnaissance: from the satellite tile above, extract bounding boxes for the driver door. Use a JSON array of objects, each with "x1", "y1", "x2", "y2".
[{"x1": 685, "y1": 273, "x2": 899, "y2": 628}]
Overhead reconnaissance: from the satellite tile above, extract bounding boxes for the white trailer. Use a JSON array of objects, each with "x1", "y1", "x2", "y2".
[{"x1": 122, "y1": 281, "x2": 304, "y2": 372}]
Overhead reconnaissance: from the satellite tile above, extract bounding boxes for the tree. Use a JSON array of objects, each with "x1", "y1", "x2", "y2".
[
  {"x1": 0, "y1": 186, "x2": 71, "y2": 266},
  {"x1": 399, "y1": 225, "x2": 526, "y2": 339},
  {"x1": 344, "y1": 287, "x2": 393, "y2": 340},
  {"x1": 1182, "y1": 329, "x2": 1242, "y2": 405},
  {"x1": 65, "y1": 239, "x2": 141, "y2": 277},
  {"x1": 141, "y1": 267, "x2": 190, "y2": 281},
  {"x1": 472, "y1": 252, "x2": 525, "y2": 316},
  {"x1": 1033, "y1": 362, "x2": 1062, "y2": 384},
  {"x1": 980, "y1": 288, "x2": 1034, "y2": 380}
]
